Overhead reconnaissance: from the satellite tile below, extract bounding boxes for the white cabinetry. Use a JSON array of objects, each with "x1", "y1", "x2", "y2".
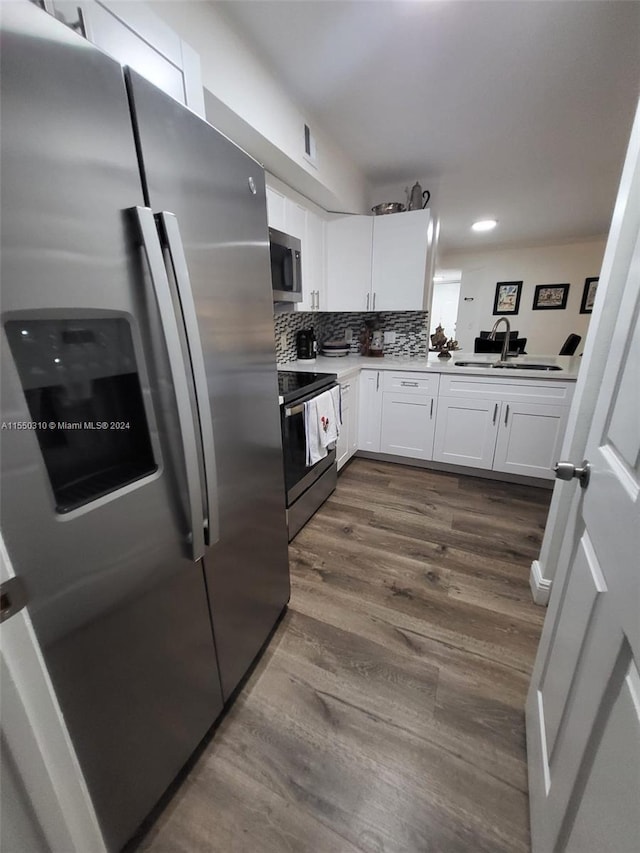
[
  {"x1": 265, "y1": 186, "x2": 287, "y2": 233},
  {"x1": 326, "y1": 216, "x2": 373, "y2": 311},
  {"x1": 493, "y1": 401, "x2": 569, "y2": 479},
  {"x1": 380, "y1": 372, "x2": 439, "y2": 460},
  {"x1": 51, "y1": 1, "x2": 204, "y2": 115},
  {"x1": 326, "y1": 209, "x2": 436, "y2": 312},
  {"x1": 358, "y1": 370, "x2": 383, "y2": 452},
  {"x1": 337, "y1": 376, "x2": 359, "y2": 470},
  {"x1": 265, "y1": 179, "x2": 325, "y2": 311},
  {"x1": 299, "y1": 209, "x2": 325, "y2": 312},
  {"x1": 433, "y1": 397, "x2": 499, "y2": 469},
  {"x1": 433, "y1": 375, "x2": 574, "y2": 479},
  {"x1": 372, "y1": 210, "x2": 434, "y2": 311}
]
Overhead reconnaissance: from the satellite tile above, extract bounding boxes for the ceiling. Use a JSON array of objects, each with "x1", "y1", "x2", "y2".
[{"x1": 218, "y1": 0, "x2": 640, "y2": 252}]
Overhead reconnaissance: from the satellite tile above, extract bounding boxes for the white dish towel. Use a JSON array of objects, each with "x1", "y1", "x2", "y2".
[{"x1": 304, "y1": 387, "x2": 341, "y2": 466}]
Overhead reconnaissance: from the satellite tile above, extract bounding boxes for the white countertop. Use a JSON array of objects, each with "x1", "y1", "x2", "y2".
[{"x1": 279, "y1": 352, "x2": 581, "y2": 381}]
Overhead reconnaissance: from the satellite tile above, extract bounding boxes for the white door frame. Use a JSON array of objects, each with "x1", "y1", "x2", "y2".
[
  {"x1": 526, "y1": 95, "x2": 640, "y2": 849},
  {"x1": 0, "y1": 534, "x2": 106, "y2": 853},
  {"x1": 530, "y1": 99, "x2": 640, "y2": 605}
]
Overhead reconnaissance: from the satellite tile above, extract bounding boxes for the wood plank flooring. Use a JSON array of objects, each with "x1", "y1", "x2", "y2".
[{"x1": 139, "y1": 459, "x2": 550, "y2": 853}]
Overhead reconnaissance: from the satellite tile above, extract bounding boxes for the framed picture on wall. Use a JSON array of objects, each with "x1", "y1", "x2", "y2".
[
  {"x1": 493, "y1": 281, "x2": 522, "y2": 315},
  {"x1": 532, "y1": 283, "x2": 569, "y2": 310},
  {"x1": 580, "y1": 277, "x2": 599, "y2": 314}
]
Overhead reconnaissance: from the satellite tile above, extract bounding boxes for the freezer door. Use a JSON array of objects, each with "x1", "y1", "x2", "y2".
[
  {"x1": 127, "y1": 70, "x2": 290, "y2": 700},
  {"x1": 0, "y1": 6, "x2": 223, "y2": 850}
]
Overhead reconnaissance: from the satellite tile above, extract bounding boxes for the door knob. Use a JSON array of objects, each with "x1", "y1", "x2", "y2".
[{"x1": 554, "y1": 460, "x2": 591, "y2": 488}]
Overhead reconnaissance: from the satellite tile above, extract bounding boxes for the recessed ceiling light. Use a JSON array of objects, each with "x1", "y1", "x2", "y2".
[{"x1": 471, "y1": 219, "x2": 498, "y2": 232}]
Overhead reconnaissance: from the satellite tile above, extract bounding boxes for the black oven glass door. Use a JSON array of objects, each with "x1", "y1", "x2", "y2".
[{"x1": 281, "y1": 393, "x2": 336, "y2": 503}]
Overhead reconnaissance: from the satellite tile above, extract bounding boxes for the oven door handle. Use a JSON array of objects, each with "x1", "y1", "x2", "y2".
[{"x1": 285, "y1": 402, "x2": 305, "y2": 417}]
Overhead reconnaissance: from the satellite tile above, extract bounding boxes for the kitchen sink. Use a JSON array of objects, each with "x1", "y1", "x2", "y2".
[
  {"x1": 454, "y1": 361, "x2": 495, "y2": 367},
  {"x1": 454, "y1": 360, "x2": 562, "y2": 371},
  {"x1": 492, "y1": 363, "x2": 562, "y2": 371}
]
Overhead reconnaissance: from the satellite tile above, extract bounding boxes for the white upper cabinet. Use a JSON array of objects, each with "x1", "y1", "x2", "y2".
[
  {"x1": 265, "y1": 186, "x2": 287, "y2": 233},
  {"x1": 372, "y1": 209, "x2": 434, "y2": 311},
  {"x1": 326, "y1": 216, "x2": 373, "y2": 311},
  {"x1": 265, "y1": 177, "x2": 326, "y2": 311},
  {"x1": 326, "y1": 209, "x2": 436, "y2": 312},
  {"x1": 50, "y1": 1, "x2": 205, "y2": 116},
  {"x1": 302, "y1": 209, "x2": 326, "y2": 312}
]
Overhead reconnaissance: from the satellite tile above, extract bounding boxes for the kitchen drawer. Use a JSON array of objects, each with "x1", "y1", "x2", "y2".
[
  {"x1": 382, "y1": 371, "x2": 440, "y2": 396},
  {"x1": 438, "y1": 374, "x2": 574, "y2": 406}
]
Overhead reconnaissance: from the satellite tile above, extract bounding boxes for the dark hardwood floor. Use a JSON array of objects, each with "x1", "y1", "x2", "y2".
[{"x1": 140, "y1": 459, "x2": 550, "y2": 853}]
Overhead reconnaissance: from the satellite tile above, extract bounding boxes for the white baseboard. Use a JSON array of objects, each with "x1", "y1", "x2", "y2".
[{"x1": 530, "y1": 560, "x2": 552, "y2": 606}]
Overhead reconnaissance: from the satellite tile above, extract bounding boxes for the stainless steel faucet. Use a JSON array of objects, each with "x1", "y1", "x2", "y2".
[{"x1": 489, "y1": 317, "x2": 512, "y2": 362}]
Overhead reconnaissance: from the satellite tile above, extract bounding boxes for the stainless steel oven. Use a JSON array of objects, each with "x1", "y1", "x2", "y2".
[{"x1": 278, "y1": 371, "x2": 338, "y2": 540}]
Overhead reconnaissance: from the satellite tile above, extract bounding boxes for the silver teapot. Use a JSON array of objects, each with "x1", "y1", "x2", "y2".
[{"x1": 407, "y1": 181, "x2": 431, "y2": 211}]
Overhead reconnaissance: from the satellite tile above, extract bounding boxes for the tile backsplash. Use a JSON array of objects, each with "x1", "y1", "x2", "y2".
[{"x1": 274, "y1": 311, "x2": 430, "y2": 362}]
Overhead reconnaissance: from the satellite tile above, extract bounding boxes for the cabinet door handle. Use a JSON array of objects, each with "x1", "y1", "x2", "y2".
[
  {"x1": 366, "y1": 292, "x2": 370, "y2": 311},
  {"x1": 315, "y1": 290, "x2": 320, "y2": 310},
  {"x1": 504, "y1": 404, "x2": 510, "y2": 426},
  {"x1": 376, "y1": 372, "x2": 380, "y2": 391},
  {"x1": 342, "y1": 383, "x2": 350, "y2": 391},
  {"x1": 373, "y1": 292, "x2": 377, "y2": 310},
  {"x1": 430, "y1": 398, "x2": 434, "y2": 419},
  {"x1": 312, "y1": 290, "x2": 317, "y2": 310},
  {"x1": 400, "y1": 381, "x2": 419, "y2": 387},
  {"x1": 493, "y1": 403, "x2": 498, "y2": 425}
]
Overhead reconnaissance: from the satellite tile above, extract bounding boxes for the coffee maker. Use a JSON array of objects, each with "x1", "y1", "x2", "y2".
[{"x1": 296, "y1": 328, "x2": 317, "y2": 362}]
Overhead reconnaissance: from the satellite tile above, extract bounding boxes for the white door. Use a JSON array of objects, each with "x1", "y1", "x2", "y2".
[{"x1": 526, "y1": 105, "x2": 640, "y2": 852}]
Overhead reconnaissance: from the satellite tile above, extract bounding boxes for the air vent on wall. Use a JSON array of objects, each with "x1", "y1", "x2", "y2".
[{"x1": 304, "y1": 124, "x2": 317, "y2": 166}]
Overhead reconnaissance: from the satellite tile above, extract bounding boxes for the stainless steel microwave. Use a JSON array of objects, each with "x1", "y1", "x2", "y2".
[{"x1": 269, "y1": 227, "x2": 302, "y2": 303}]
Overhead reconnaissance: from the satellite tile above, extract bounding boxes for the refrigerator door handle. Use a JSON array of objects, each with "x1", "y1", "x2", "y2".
[
  {"x1": 133, "y1": 206, "x2": 206, "y2": 561},
  {"x1": 158, "y1": 211, "x2": 220, "y2": 546}
]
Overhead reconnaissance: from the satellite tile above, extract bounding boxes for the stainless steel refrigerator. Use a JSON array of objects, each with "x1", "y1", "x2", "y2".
[{"x1": 0, "y1": 3, "x2": 290, "y2": 850}]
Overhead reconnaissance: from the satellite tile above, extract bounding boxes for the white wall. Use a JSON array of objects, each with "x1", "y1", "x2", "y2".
[
  {"x1": 430, "y1": 280, "x2": 461, "y2": 338},
  {"x1": 151, "y1": 1, "x2": 369, "y2": 215},
  {"x1": 441, "y1": 239, "x2": 606, "y2": 354}
]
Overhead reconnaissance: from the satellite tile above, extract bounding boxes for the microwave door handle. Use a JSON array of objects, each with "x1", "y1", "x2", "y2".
[
  {"x1": 158, "y1": 211, "x2": 220, "y2": 547},
  {"x1": 133, "y1": 207, "x2": 206, "y2": 561}
]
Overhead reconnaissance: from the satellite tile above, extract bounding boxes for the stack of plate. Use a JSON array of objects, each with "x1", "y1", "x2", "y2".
[{"x1": 321, "y1": 339, "x2": 351, "y2": 358}]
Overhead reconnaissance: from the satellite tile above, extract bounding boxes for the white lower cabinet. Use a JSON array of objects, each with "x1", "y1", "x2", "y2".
[
  {"x1": 337, "y1": 376, "x2": 359, "y2": 470},
  {"x1": 493, "y1": 401, "x2": 569, "y2": 479},
  {"x1": 352, "y1": 371, "x2": 574, "y2": 480},
  {"x1": 433, "y1": 377, "x2": 574, "y2": 478},
  {"x1": 380, "y1": 372, "x2": 439, "y2": 460},
  {"x1": 433, "y1": 397, "x2": 499, "y2": 469},
  {"x1": 357, "y1": 370, "x2": 383, "y2": 452}
]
